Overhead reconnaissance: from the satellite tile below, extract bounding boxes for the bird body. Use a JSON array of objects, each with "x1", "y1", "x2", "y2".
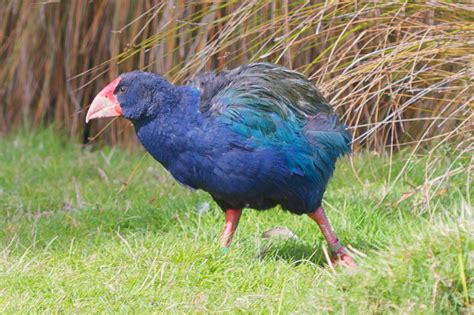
[
  {"x1": 119, "y1": 63, "x2": 351, "y2": 214},
  {"x1": 86, "y1": 63, "x2": 356, "y2": 267}
]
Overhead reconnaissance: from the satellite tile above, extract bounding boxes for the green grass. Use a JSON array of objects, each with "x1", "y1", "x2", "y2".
[{"x1": 0, "y1": 128, "x2": 472, "y2": 313}]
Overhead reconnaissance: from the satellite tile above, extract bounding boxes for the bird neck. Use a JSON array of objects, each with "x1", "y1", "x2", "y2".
[{"x1": 133, "y1": 86, "x2": 203, "y2": 168}]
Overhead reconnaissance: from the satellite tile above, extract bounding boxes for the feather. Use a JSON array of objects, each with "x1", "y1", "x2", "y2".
[{"x1": 189, "y1": 63, "x2": 351, "y2": 188}]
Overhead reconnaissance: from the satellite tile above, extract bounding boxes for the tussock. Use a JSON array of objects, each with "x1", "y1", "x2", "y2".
[{"x1": 1, "y1": 1, "x2": 471, "y2": 153}]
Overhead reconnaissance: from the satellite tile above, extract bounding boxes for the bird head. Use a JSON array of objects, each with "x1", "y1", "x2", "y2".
[{"x1": 86, "y1": 71, "x2": 177, "y2": 123}]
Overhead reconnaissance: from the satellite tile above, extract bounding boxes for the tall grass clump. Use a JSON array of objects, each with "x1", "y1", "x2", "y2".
[{"x1": 1, "y1": 1, "x2": 471, "y2": 151}]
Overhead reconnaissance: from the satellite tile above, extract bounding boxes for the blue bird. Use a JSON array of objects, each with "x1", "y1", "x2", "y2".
[{"x1": 86, "y1": 63, "x2": 355, "y2": 268}]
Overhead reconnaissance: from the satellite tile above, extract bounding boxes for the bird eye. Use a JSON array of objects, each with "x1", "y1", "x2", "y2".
[{"x1": 118, "y1": 86, "x2": 128, "y2": 94}]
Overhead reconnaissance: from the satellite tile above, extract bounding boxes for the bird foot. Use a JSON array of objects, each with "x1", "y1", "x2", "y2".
[{"x1": 330, "y1": 245, "x2": 357, "y2": 269}]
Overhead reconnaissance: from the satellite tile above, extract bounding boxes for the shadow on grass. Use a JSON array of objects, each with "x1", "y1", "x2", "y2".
[
  {"x1": 258, "y1": 240, "x2": 327, "y2": 266},
  {"x1": 258, "y1": 238, "x2": 376, "y2": 267}
]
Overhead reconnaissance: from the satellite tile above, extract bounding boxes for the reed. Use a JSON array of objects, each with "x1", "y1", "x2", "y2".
[{"x1": 1, "y1": 1, "x2": 472, "y2": 152}]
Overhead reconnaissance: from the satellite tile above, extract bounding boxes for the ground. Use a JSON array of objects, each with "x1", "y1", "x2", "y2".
[{"x1": 0, "y1": 128, "x2": 472, "y2": 313}]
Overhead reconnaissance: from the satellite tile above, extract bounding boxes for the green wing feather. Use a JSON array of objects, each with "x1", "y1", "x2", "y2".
[
  {"x1": 188, "y1": 63, "x2": 351, "y2": 178},
  {"x1": 189, "y1": 62, "x2": 332, "y2": 122}
]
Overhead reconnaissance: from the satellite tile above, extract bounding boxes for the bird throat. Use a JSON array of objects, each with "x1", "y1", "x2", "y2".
[{"x1": 133, "y1": 86, "x2": 202, "y2": 169}]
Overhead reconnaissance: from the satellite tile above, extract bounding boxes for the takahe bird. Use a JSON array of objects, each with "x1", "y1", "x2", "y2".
[{"x1": 86, "y1": 63, "x2": 355, "y2": 267}]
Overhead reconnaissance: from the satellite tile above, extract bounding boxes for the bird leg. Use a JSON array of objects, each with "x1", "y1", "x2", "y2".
[
  {"x1": 308, "y1": 206, "x2": 356, "y2": 268},
  {"x1": 220, "y1": 209, "x2": 242, "y2": 252}
]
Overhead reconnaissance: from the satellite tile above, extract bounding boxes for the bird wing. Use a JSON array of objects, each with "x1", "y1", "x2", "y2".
[
  {"x1": 188, "y1": 63, "x2": 351, "y2": 180},
  {"x1": 188, "y1": 62, "x2": 332, "y2": 121}
]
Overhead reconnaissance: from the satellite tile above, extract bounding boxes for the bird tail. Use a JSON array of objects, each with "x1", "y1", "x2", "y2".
[
  {"x1": 300, "y1": 113, "x2": 352, "y2": 183},
  {"x1": 303, "y1": 113, "x2": 352, "y2": 158}
]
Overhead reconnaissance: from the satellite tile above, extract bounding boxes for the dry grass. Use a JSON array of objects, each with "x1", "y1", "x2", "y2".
[{"x1": 1, "y1": 1, "x2": 472, "y2": 160}]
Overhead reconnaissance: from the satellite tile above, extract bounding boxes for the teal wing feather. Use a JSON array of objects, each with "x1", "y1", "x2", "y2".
[
  {"x1": 188, "y1": 63, "x2": 351, "y2": 181},
  {"x1": 189, "y1": 62, "x2": 332, "y2": 120},
  {"x1": 302, "y1": 113, "x2": 352, "y2": 181}
]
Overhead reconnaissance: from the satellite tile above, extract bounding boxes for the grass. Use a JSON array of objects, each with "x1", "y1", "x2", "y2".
[{"x1": 0, "y1": 128, "x2": 472, "y2": 313}]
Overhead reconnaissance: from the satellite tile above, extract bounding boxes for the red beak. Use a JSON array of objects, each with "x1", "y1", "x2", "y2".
[{"x1": 86, "y1": 77, "x2": 123, "y2": 123}]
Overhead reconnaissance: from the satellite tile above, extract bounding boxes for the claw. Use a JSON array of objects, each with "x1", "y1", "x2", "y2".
[{"x1": 331, "y1": 246, "x2": 357, "y2": 269}]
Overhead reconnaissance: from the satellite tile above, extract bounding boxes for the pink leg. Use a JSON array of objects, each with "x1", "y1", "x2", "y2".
[
  {"x1": 308, "y1": 206, "x2": 356, "y2": 268},
  {"x1": 220, "y1": 209, "x2": 242, "y2": 251}
]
